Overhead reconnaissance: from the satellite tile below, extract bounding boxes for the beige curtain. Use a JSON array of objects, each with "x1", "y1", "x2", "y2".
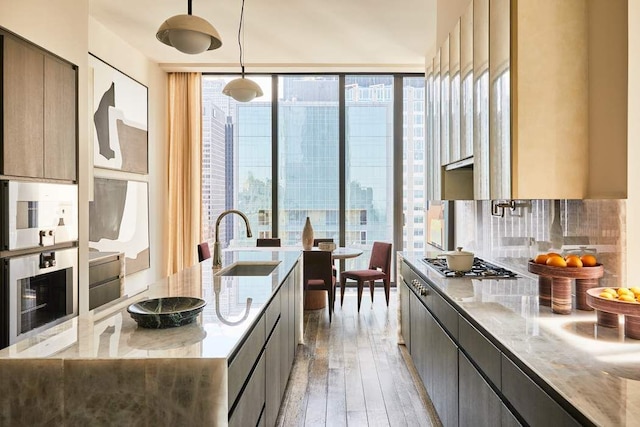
[{"x1": 166, "y1": 73, "x2": 202, "y2": 275}]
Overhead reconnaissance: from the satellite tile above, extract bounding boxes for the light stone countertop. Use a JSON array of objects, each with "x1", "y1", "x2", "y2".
[
  {"x1": 0, "y1": 250, "x2": 301, "y2": 426},
  {"x1": 400, "y1": 251, "x2": 640, "y2": 427},
  {"x1": 0, "y1": 249, "x2": 301, "y2": 360}
]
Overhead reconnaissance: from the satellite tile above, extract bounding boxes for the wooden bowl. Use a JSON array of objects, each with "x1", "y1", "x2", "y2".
[
  {"x1": 586, "y1": 288, "x2": 640, "y2": 314},
  {"x1": 586, "y1": 287, "x2": 640, "y2": 339},
  {"x1": 527, "y1": 261, "x2": 604, "y2": 279}
]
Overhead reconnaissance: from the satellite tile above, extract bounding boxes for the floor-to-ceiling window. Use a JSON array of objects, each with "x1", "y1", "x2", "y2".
[
  {"x1": 201, "y1": 76, "x2": 272, "y2": 247},
  {"x1": 278, "y1": 76, "x2": 340, "y2": 245},
  {"x1": 201, "y1": 74, "x2": 426, "y2": 276}
]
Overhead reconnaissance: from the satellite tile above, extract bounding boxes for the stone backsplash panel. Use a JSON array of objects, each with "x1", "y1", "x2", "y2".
[{"x1": 454, "y1": 200, "x2": 625, "y2": 288}]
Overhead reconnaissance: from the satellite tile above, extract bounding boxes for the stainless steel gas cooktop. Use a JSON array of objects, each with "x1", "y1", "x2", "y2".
[{"x1": 422, "y1": 257, "x2": 518, "y2": 279}]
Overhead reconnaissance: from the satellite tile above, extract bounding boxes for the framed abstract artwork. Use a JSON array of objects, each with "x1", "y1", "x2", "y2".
[
  {"x1": 89, "y1": 177, "x2": 150, "y2": 276},
  {"x1": 89, "y1": 54, "x2": 148, "y2": 174}
]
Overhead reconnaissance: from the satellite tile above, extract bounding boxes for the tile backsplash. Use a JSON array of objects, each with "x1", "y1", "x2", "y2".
[{"x1": 454, "y1": 200, "x2": 625, "y2": 288}]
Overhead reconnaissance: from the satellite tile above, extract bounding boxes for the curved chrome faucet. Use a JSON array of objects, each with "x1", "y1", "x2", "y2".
[{"x1": 213, "y1": 209, "x2": 253, "y2": 269}]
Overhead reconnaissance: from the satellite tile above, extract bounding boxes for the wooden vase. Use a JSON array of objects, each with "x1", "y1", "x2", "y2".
[{"x1": 302, "y1": 217, "x2": 314, "y2": 250}]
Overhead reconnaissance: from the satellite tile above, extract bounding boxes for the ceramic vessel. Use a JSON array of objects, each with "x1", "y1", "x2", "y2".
[
  {"x1": 437, "y1": 247, "x2": 475, "y2": 271},
  {"x1": 302, "y1": 217, "x2": 314, "y2": 250}
]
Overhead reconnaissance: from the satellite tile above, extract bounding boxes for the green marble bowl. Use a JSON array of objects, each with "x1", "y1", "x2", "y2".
[{"x1": 127, "y1": 297, "x2": 207, "y2": 329}]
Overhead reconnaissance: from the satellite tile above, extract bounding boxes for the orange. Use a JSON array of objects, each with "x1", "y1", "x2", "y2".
[
  {"x1": 565, "y1": 254, "x2": 580, "y2": 260},
  {"x1": 547, "y1": 252, "x2": 562, "y2": 258},
  {"x1": 565, "y1": 257, "x2": 583, "y2": 268},
  {"x1": 546, "y1": 256, "x2": 567, "y2": 267},
  {"x1": 534, "y1": 254, "x2": 550, "y2": 264},
  {"x1": 581, "y1": 254, "x2": 597, "y2": 267}
]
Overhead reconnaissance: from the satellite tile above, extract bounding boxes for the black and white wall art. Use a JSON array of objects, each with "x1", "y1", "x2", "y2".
[
  {"x1": 90, "y1": 54, "x2": 148, "y2": 174},
  {"x1": 89, "y1": 177, "x2": 150, "y2": 276}
]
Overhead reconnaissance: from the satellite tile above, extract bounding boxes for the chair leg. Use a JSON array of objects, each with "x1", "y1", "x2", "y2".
[
  {"x1": 369, "y1": 281, "x2": 375, "y2": 302},
  {"x1": 357, "y1": 280, "x2": 364, "y2": 312},
  {"x1": 384, "y1": 279, "x2": 390, "y2": 306},
  {"x1": 328, "y1": 288, "x2": 333, "y2": 323},
  {"x1": 341, "y1": 279, "x2": 346, "y2": 306}
]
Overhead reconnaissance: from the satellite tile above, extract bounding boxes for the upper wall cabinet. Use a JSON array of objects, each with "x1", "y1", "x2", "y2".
[
  {"x1": 488, "y1": 0, "x2": 627, "y2": 200},
  {"x1": 440, "y1": 37, "x2": 450, "y2": 167},
  {"x1": 460, "y1": 2, "x2": 474, "y2": 162},
  {"x1": 473, "y1": 0, "x2": 489, "y2": 199},
  {"x1": 1, "y1": 30, "x2": 77, "y2": 182},
  {"x1": 427, "y1": 0, "x2": 627, "y2": 200},
  {"x1": 449, "y1": 20, "x2": 461, "y2": 164}
]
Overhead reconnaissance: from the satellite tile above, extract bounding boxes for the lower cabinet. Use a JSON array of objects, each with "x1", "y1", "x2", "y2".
[
  {"x1": 229, "y1": 353, "x2": 266, "y2": 427},
  {"x1": 410, "y1": 290, "x2": 458, "y2": 427},
  {"x1": 400, "y1": 279, "x2": 411, "y2": 351},
  {"x1": 459, "y1": 351, "x2": 503, "y2": 427},
  {"x1": 228, "y1": 260, "x2": 301, "y2": 427},
  {"x1": 265, "y1": 318, "x2": 282, "y2": 426}
]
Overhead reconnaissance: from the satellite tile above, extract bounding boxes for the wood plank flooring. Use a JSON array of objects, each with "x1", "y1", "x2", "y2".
[{"x1": 276, "y1": 288, "x2": 440, "y2": 427}]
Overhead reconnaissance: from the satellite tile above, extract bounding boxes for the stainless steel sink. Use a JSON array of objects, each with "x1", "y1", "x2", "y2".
[{"x1": 215, "y1": 261, "x2": 281, "y2": 276}]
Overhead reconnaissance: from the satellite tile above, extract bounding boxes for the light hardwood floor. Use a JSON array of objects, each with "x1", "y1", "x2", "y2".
[{"x1": 276, "y1": 288, "x2": 440, "y2": 427}]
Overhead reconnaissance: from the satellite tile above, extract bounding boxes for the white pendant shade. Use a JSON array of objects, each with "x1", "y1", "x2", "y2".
[
  {"x1": 157, "y1": 14, "x2": 222, "y2": 54},
  {"x1": 223, "y1": 77, "x2": 264, "y2": 102}
]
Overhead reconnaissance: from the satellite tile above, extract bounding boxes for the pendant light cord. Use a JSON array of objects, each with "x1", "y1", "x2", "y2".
[
  {"x1": 187, "y1": 0, "x2": 192, "y2": 15},
  {"x1": 237, "y1": 0, "x2": 246, "y2": 78}
]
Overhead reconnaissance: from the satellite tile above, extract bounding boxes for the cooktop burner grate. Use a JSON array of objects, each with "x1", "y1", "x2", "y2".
[{"x1": 422, "y1": 257, "x2": 519, "y2": 279}]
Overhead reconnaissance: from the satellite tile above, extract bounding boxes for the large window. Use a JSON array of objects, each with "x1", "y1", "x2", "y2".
[
  {"x1": 201, "y1": 74, "x2": 426, "y2": 266},
  {"x1": 278, "y1": 76, "x2": 339, "y2": 245}
]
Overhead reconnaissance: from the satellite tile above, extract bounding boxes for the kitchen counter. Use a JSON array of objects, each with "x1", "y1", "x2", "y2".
[
  {"x1": 0, "y1": 250, "x2": 301, "y2": 425},
  {"x1": 400, "y1": 251, "x2": 640, "y2": 426}
]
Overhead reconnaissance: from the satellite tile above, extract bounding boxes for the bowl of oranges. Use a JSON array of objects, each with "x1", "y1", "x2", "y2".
[{"x1": 528, "y1": 252, "x2": 603, "y2": 279}]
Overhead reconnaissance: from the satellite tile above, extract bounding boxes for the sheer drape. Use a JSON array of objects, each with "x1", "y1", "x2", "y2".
[{"x1": 166, "y1": 73, "x2": 202, "y2": 275}]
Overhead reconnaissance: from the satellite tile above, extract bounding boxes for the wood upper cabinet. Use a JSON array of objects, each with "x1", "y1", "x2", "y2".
[
  {"x1": 1, "y1": 31, "x2": 77, "y2": 181},
  {"x1": 2, "y1": 35, "x2": 44, "y2": 178},
  {"x1": 44, "y1": 55, "x2": 77, "y2": 181}
]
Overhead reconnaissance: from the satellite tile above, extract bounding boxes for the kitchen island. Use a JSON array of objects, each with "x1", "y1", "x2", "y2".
[
  {"x1": 399, "y1": 251, "x2": 640, "y2": 426},
  {"x1": 0, "y1": 250, "x2": 302, "y2": 426}
]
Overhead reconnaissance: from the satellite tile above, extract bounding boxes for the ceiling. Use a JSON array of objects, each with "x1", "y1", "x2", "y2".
[{"x1": 89, "y1": 0, "x2": 436, "y2": 73}]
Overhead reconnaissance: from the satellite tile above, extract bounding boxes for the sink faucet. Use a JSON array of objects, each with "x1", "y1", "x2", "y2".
[{"x1": 213, "y1": 209, "x2": 253, "y2": 269}]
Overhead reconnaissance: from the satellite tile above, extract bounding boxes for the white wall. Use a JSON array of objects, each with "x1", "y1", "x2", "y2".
[{"x1": 0, "y1": 2, "x2": 168, "y2": 313}]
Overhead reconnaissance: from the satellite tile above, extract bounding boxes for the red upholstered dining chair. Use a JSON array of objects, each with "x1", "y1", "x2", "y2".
[
  {"x1": 303, "y1": 250, "x2": 337, "y2": 322},
  {"x1": 256, "y1": 238, "x2": 281, "y2": 247},
  {"x1": 197, "y1": 242, "x2": 211, "y2": 262},
  {"x1": 340, "y1": 242, "x2": 392, "y2": 312}
]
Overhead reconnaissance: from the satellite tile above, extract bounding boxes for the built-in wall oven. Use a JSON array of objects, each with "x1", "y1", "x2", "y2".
[{"x1": 0, "y1": 181, "x2": 78, "y2": 349}]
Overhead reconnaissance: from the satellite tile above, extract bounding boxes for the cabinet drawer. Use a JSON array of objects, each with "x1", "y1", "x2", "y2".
[
  {"x1": 459, "y1": 315, "x2": 500, "y2": 387},
  {"x1": 501, "y1": 354, "x2": 580, "y2": 427},
  {"x1": 229, "y1": 352, "x2": 266, "y2": 427},
  {"x1": 88, "y1": 278, "x2": 121, "y2": 310},
  {"x1": 430, "y1": 287, "x2": 458, "y2": 339},
  {"x1": 265, "y1": 291, "x2": 281, "y2": 335},
  {"x1": 228, "y1": 316, "x2": 265, "y2": 406},
  {"x1": 89, "y1": 257, "x2": 122, "y2": 286}
]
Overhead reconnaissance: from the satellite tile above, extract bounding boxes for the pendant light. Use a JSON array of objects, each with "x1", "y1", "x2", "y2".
[
  {"x1": 157, "y1": 0, "x2": 222, "y2": 55},
  {"x1": 223, "y1": 0, "x2": 263, "y2": 102}
]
